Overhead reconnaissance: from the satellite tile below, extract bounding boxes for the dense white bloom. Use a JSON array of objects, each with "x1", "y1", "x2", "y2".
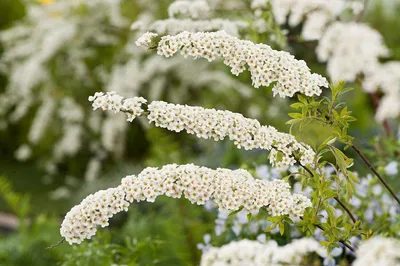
[
  {"x1": 137, "y1": 31, "x2": 328, "y2": 97},
  {"x1": 89, "y1": 92, "x2": 316, "y2": 167},
  {"x1": 168, "y1": 0, "x2": 210, "y2": 19},
  {"x1": 301, "y1": 11, "x2": 331, "y2": 41},
  {"x1": 251, "y1": 0, "x2": 362, "y2": 40},
  {"x1": 317, "y1": 22, "x2": 389, "y2": 82},
  {"x1": 353, "y1": 237, "x2": 400, "y2": 266},
  {"x1": 375, "y1": 94, "x2": 400, "y2": 122},
  {"x1": 363, "y1": 62, "x2": 400, "y2": 94},
  {"x1": 362, "y1": 62, "x2": 400, "y2": 121},
  {"x1": 89, "y1": 91, "x2": 147, "y2": 121},
  {"x1": 131, "y1": 0, "x2": 247, "y2": 36},
  {"x1": 144, "y1": 18, "x2": 248, "y2": 36},
  {"x1": 134, "y1": 31, "x2": 158, "y2": 47},
  {"x1": 60, "y1": 164, "x2": 311, "y2": 244},
  {"x1": 201, "y1": 238, "x2": 327, "y2": 266}
]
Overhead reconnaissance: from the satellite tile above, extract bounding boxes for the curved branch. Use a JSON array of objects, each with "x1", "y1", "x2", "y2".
[{"x1": 352, "y1": 145, "x2": 400, "y2": 205}]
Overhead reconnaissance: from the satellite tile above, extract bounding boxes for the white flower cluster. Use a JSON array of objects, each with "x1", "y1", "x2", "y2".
[
  {"x1": 144, "y1": 18, "x2": 248, "y2": 36},
  {"x1": 363, "y1": 62, "x2": 400, "y2": 121},
  {"x1": 316, "y1": 22, "x2": 389, "y2": 83},
  {"x1": 134, "y1": 31, "x2": 158, "y2": 47},
  {"x1": 131, "y1": 0, "x2": 247, "y2": 36},
  {"x1": 60, "y1": 164, "x2": 311, "y2": 244},
  {"x1": 168, "y1": 0, "x2": 210, "y2": 19},
  {"x1": 89, "y1": 91, "x2": 147, "y2": 122},
  {"x1": 137, "y1": 31, "x2": 328, "y2": 97},
  {"x1": 201, "y1": 238, "x2": 327, "y2": 266},
  {"x1": 251, "y1": 0, "x2": 363, "y2": 41},
  {"x1": 89, "y1": 92, "x2": 316, "y2": 168},
  {"x1": 353, "y1": 237, "x2": 400, "y2": 266}
]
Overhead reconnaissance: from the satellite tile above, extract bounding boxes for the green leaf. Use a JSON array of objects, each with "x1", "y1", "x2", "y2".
[
  {"x1": 340, "y1": 87, "x2": 354, "y2": 95},
  {"x1": 278, "y1": 222, "x2": 285, "y2": 235},
  {"x1": 347, "y1": 171, "x2": 360, "y2": 184},
  {"x1": 229, "y1": 206, "x2": 244, "y2": 216},
  {"x1": 290, "y1": 102, "x2": 303, "y2": 109},
  {"x1": 288, "y1": 112, "x2": 303, "y2": 119},
  {"x1": 264, "y1": 224, "x2": 277, "y2": 232},
  {"x1": 297, "y1": 94, "x2": 308, "y2": 104}
]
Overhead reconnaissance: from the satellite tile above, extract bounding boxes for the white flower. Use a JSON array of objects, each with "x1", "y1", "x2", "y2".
[
  {"x1": 60, "y1": 164, "x2": 311, "y2": 244},
  {"x1": 89, "y1": 91, "x2": 316, "y2": 168},
  {"x1": 353, "y1": 237, "x2": 400, "y2": 266},
  {"x1": 137, "y1": 31, "x2": 328, "y2": 97},
  {"x1": 200, "y1": 238, "x2": 327, "y2": 266},
  {"x1": 362, "y1": 62, "x2": 400, "y2": 121},
  {"x1": 168, "y1": 0, "x2": 210, "y2": 19},
  {"x1": 385, "y1": 161, "x2": 398, "y2": 176},
  {"x1": 317, "y1": 22, "x2": 389, "y2": 83},
  {"x1": 144, "y1": 18, "x2": 248, "y2": 36},
  {"x1": 134, "y1": 31, "x2": 158, "y2": 47},
  {"x1": 251, "y1": 0, "x2": 361, "y2": 41}
]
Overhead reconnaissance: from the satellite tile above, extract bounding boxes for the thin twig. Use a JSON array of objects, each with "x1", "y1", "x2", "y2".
[
  {"x1": 296, "y1": 160, "x2": 357, "y2": 223},
  {"x1": 352, "y1": 145, "x2": 400, "y2": 205},
  {"x1": 46, "y1": 238, "x2": 65, "y2": 250},
  {"x1": 314, "y1": 224, "x2": 356, "y2": 253},
  {"x1": 333, "y1": 197, "x2": 356, "y2": 223}
]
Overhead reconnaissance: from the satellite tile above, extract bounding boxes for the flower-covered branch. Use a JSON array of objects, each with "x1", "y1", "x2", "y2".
[
  {"x1": 60, "y1": 164, "x2": 311, "y2": 244},
  {"x1": 89, "y1": 91, "x2": 316, "y2": 168},
  {"x1": 136, "y1": 31, "x2": 328, "y2": 97},
  {"x1": 201, "y1": 238, "x2": 327, "y2": 266}
]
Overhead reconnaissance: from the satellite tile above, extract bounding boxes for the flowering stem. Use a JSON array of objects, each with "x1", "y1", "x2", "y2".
[{"x1": 351, "y1": 145, "x2": 400, "y2": 205}]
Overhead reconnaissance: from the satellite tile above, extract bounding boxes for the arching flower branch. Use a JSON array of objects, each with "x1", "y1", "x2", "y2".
[
  {"x1": 136, "y1": 31, "x2": 329, "y2": 97},
  {"x1": 60, "y1": 164, "x2": 311, "y2": 244},
  {"x1": 89, "y1": 91, "x2": 316, "y2": 168}
]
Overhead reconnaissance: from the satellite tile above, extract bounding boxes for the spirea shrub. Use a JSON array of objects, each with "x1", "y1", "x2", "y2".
[{"x1": 18, "y1": 0, "x2": 395, "y2": 264}]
